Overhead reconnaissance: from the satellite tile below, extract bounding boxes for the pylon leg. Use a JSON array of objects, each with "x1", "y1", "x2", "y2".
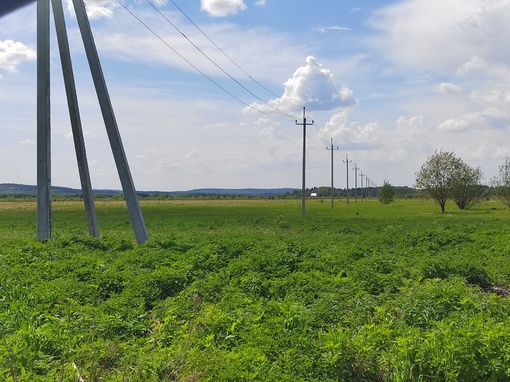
[
  {"x1": 72, "y1": 0, "x2": 148, "y2": 244},
  {"x1": 37, "y1": 0, "x2": 51, "y2": 240}
]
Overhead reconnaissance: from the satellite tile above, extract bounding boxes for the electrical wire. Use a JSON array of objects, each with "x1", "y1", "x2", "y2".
[
  {"x1": 166, "y1": 0, "x2": 300, "y2": 108},
  {"x1": 312, "y1": 120, "x2": 332, "y2": 146},
  {"x1": 115, "y1": 0, "x2": 293, "y2": 121},
  {"x1": 143, "y1": 0, "x2": 297, "y2": 120}
]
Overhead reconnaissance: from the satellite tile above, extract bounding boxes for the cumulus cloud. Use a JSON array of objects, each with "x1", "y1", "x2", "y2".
[
  {"x1": 437, "y1": 118, "x2": 471, "y2": 132},
  {"x1": 322, "y1": 109, "x2": 381, "y2": 150},
  {"x1": 438, "y1": 112, "x2": 509, "y2": 133},
  {"x1": 258, "y1": 118, "x2": 287, "y2": 144},
  {"x1": 471, "y1": 89, "x2": 510, "y2": 105},
  {"x1": 0, "y1": 40, "x2": 36, "y2": 72},
  {"x1": 201, "y1": 0, "x2": 247, "y2": 17},
  {"x1": 246, "y1": 56, "x2": 356, "y2": 115},
  {"x1": 436, "y1": 82, "x2": 463, "y2": 94},
  {"x1": 457, "y1": 55, "x2": 488, "y2": 75},
  {"x1": 66, "y1": 0, "x2": 116, "y2": 19},
  {"x1": 282, "y1": 56, "x2": 356, "y2": 109},
  {"x1": 395, "y1": 115, "x2": 424, "y2": 132}
]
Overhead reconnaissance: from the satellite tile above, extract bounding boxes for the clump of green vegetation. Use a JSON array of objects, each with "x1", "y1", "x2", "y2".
[
  {"x1": 1, "y1": 198, "x2": 510, "y2": 381},
  {"x1": 378, "y1": 179, "x2": 394, "y2": 204}
]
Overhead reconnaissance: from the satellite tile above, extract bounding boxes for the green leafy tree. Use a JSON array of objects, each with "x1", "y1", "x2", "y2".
[
  {"x1": 450, "y1": 164, "x2": 485, "y2": 210},
  {"x1": 415, "y1": 149, "x2": 477, "y2": 213},
  {"x1": 491, "y1": 157, "x2": 510, "y2": 207},
  {"x1": 378, "y1": 179, "x2": 394, "y2": 204}
]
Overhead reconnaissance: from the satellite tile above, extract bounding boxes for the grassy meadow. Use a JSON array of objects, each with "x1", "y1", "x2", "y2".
[{"x1": 1, "y1": 197, "x2": 510, "y2": 381}]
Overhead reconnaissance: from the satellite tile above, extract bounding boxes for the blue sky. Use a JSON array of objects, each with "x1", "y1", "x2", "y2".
[{"x1": 1, "y1": 0, "x2": 510, "y2": 191}]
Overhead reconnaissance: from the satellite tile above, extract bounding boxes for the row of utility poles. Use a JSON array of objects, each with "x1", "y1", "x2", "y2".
[
  {"x1": 296, "y1": 107, "x2": 377, "y2": 216},
  {"x1": 328, "y1": 142, "x2": 376, "y2": 207}
]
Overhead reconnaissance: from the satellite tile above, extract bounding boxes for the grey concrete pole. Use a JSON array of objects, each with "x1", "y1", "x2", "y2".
[
  {"x1": 296, "y1": 107, "x2": 313, "y2": 217},
  {"x1": 52, "y1": 0, "x2": 99, "y2": 238},
  {"x1": 72, "y1": 0, "x2": 148, "y2": 243},
  {"x1": 37, "y1": 0, "x2": 52, "y2": 240}
]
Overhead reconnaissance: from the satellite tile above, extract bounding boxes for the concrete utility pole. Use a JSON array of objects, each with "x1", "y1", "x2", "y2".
[
  {"x1": 295, "y1": 107, "x2": 313, "y2": 217},
  {"x1": 360, "y1": 171, "x2": 365, "y2": 202},
  {"x1": 352, "y1": 163, "x2": 359, "y2": 203},
  {"x1": 326, "y1": 138, "x2": 339, "y2": 209},
  {"x1": 343, "y1": 154, "x2": 352, "y2": 205},
  {"x1": 52, "y1": 0, "x2": 99, "y2": 238},
  {"x1": 37, "y1": 0, "x2": 51, "y2": 240}
]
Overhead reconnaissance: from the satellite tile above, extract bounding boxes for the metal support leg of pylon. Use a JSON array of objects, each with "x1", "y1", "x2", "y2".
[
  {"x1": 52, "y1": 0, "x2": 100, "y2": 238},
  {"x1": 37, "y1": 0, "x2": 52, "y2": 240},
  {"x1": 72, "y1": 0, "x2": 149, "y2": 244}
]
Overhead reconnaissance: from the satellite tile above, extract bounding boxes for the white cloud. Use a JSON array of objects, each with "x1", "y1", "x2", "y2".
[
  {"x1": 395, "y1": 115, "x2": 424, "y2": 132},
  {"x1": 254, "y1": 0, "x2": 266, "y2": 5},
  {"x1": 258, "y1": 119, "x2": 287, "y2": 144},
  {"x1": 314, "y1": 26, "x2": 350, "y2": 34},
  {"x1": 437, "y1": 118, "x2": 471, "y2": 132},
  {"x1": 66, "y1": 0, "x2": 116, "y2": 19},
  {"x1": 0, "y1": 40, "x2": 36, "y2": 72},
  {"x1": 436, "y1": 82, "x2": 463, "y2": 94},
  {"x1": 246, "y1": 56, "x2": 356, "y2": 115},
  {"x1": 456, "y1": 55, "x2": 488, "y2": 75},
  {"x1": 471, "y1": 89, "x2": 510, "y2": 105},
  {"x1": 369, "y1": 0, "x2": 510, "y2": 74},
  {"x1": 201, "y1": 0, "x2": 247, "y2": 17},
  {"x1": 184, "y1": 150, "x2": 200, "y2": 159},
  {"x1": 436, "y1": 112, "x2": 508, "y2": 134},
  {"x1": 322, "y1": 109, "x2": 381, "y2": 150}
]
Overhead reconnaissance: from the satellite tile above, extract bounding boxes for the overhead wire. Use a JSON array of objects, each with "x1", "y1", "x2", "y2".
[
  {"x1": 144, "y1": 0, "x2": 297, "y2": 120},
  {"x1": 115, "y1": 0, "x2": 293, "y2": 121},
  {"x1": 312, "y1": 120, "x2": 332, "y2": 146},
  {"x1": 166, "y1": 0, "x2": 300, "y2": 108}
]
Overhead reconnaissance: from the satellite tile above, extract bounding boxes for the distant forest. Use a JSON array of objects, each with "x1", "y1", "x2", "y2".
[{"x1": 0, "y1": 183, "x2": 423, "y2": 199}]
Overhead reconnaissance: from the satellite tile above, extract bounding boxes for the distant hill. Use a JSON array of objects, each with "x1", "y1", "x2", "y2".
[
  {"x1": 0, "y1": 183, "x2": 297, "y2": 197},
  {"x1": 168, "y1": 188, "x2": 297, "y2": 196},
  {"x1": 0, "y1": 183, "x2": 121, "y2": 197}
]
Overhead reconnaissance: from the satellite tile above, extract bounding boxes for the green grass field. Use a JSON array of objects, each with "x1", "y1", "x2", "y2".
[{"x1": 1, "y1": 198, "x2": 510, "y2": 381}]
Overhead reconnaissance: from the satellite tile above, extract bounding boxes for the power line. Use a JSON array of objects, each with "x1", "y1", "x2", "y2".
[
  {"x1": 312, "y1": 120, "x2": 331, "y2": 146},
  {"x1": 115, "y1": 0, "x2": 292, "y2": 121},
  {"x1": 143, "y1": 0, "x2": 296, "y2": 120},
  {"x1": 166, "y1": 0, "x2": 299, "y2": 108}
]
